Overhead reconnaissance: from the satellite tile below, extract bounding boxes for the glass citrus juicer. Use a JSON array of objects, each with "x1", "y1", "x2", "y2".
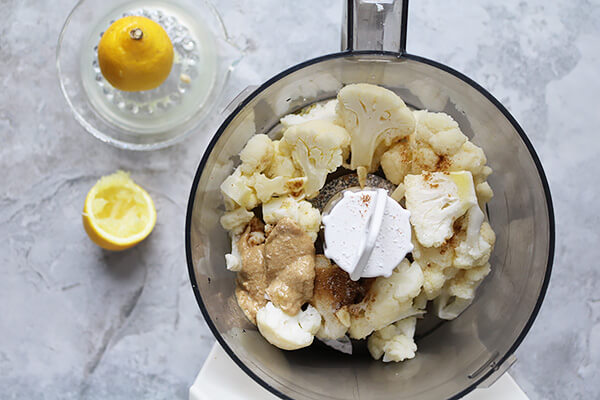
[
  {"x1": 184, "y1": 1, "x2": 553, "y2": 399},
  {"x1": 57, "y1": 0, "x2": 241, "y2": 150}
]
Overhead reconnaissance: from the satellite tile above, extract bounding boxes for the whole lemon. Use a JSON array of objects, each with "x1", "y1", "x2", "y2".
[{"x1": 97, "y1": 16, "x2": 174, "y2": 92}]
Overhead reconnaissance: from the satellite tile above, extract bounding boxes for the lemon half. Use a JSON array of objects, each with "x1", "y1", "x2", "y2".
[
  {"x1": 83, "y1": 171, "x2": 156, "y2": 251},
  {"x1": 97, "y1": 16, "x2": 174, "y2": 92}
]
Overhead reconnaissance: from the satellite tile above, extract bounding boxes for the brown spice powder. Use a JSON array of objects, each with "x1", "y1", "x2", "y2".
[{"x1": 436, "y1": 156, "x2": 451, "y2": 171}]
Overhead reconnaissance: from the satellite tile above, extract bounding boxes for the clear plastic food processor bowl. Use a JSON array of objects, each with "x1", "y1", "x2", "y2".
[{"x1": 185, "y1": 1, "x2": 554, "y2": 399}]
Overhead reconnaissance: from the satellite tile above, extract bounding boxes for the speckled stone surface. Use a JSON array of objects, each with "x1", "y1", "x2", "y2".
[{"x1": 1, "y1": 0, "x2": 598, "y2": 399}]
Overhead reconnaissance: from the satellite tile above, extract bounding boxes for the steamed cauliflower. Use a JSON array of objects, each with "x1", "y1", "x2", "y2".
[
  {"x1": 452, "y1": 207, "x2": 495, "y2": 268},
  {"x1": 381, "y1": 110, "x2": 493, "y2": 207},
  {"x1": 405, "y1": 166, "x2": 495, "y2": 314},
  {"x1": 219, "y1": 84, "x2": 497, "y2": 363},
  {"x1": 420, "y1": 262, "x2": 458, "y2": 300},
  {"x1": 433, "y1": 263, "x2": 491, "y2": 320},
  {"x1": 476, "y1": 181, "x2": 494, "y2": 206},
  {"x1": 413, "y1": 110, "x2": 467, "y2": 156},
  {"x1": 413, "y1": 217, "x2": 494, "y2": 304},
  {"x1": 220, "y1": 207, "x2": 255, "y2": 234},
  {"x1": 446, "y1": 263, "x2": 491, "y2": 299},
  {"x1": 337, "y1": 83, "x2": 415, "y2": 172},
  {"x1": 256, "y1": 302, "x2": 321, "y2": 350},
  {"x1": 239, "y1": 134, "x2": 274, "y2": 175},
  {"x1": 281, "y1": 120, "x2": 350, "y2": 198},
  {"x1": 380, "y1": 139, "x2": 412, "y2": 185},
  {"x1": 412, "y1": 236, "x2": 454, "y2": 270},
  {"x1": 280, "y1": 99, "x2": 339, "y2": 128},
  {"x1": 250, "y1": 174, "x2": 306, "y2": 202},
  {"x1": 368, "y1": 317, "x2": 418, "y2": 362},
  {"x1": 225, "y1": 234, "x2": 242, "y2": 272},
  {"x1": 411, "y1": 195, "x2": 495, "y2": 306},
  {"x1": 220, "y1": 133, "x2": 311, "y2": 211},
  {"x1": 404, "y1": 171, "x2": 479, "y2": 248},
  {"x1": 266, "y1": 140, "x2": 301, "y2": 179},
  {"x1": 262, "y1": 195, "x2": 321, "y2": 242},
  {"x1": 220, "y1": 166, "x2": 307, "y2": 211},
  {"x1": 220, "y1": 166, "x2": 260, "y2": 210},
  {"x1": 448, "y1": 141, "x2": 488, "y2": 182},
  {"x1": 412, "y1": 183, "x2": 495, "y2": 304},
  {"x1": 348, "y1": 259, "x2": 424, "y2": 339}
]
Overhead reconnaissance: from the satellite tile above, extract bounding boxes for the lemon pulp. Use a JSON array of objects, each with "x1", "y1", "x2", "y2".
[{"x1": 83, "y1": 171, "x2": 156, "y2": 250}]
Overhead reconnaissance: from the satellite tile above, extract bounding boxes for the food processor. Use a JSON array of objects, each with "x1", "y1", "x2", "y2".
[{"x1": 185, "y1": 0, "x2": 555, "y2": 398}]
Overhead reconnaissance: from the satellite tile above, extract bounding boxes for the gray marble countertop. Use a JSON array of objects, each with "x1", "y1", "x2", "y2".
[{"x1": 1, "y1": 0, "x2": 598, "y2": 399}]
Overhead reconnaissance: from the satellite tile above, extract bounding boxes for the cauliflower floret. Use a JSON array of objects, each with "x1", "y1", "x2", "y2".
[
  {"x1": 281, "y1": 120, "x2": 350, "y2": 198},
  {"x1": 421, "y1": 263, "x2": 446, "y2": 300},
  {"x1": 249, "y1": 174, "x2": 307, "y2": 202},
  {"x1": 380, "y1": 110, "x2": 493, "y2": 202},
  {"x1": 368, "y1": 317, "x2": 417, "y2": 362},
  {"x1": 476, "y1": 181, "x2": 494, "y2": 206},
  {"x1": 266, "y1": 140, "x2": 300, "y2": 179},
  {"x1": 225, "y1": 234, "x2": 242, "y2": 271},
  {"x1": 219, "y1": 207, "x2": 254, "y2": 234},
  {"x1": 452, "y1": 207, "x2": 495, "y2": 268},
  {"x1": 348, "y1": 259, "x2": 424, "y2": 339},
  {"x1": 404, "y1": 171, "x2": 478, "y2": 248},
  {"x1": 412, "y1": 202, "x2": 495, "y2": 303},
  {"x1": 280, "y1": 99, "x2": 339, "y2": 128},
  {"x1": 381, "y1": 110, "x2": 466, "y2": 183},
  {"x1": 413, "y1": 110, "x2": 467, "y2": 156},
  {"x1": 412, "y1": 234, "x2": 455, "y2": 270},
  {"x1": 256, "y1": 302, "x2": 321, "y2": 350},
  {"x1": 315, "y1": 309, "x2": 350, "y2": 341},
  {"x1": 412, "y1": 291, "x2": 428, "y2": 310},
  {"x1": 448, "y1": 141, "x2": 487, "y2": 179},
  {"x1": 477, "y1": 166, "x2": 493, "y2": 184},
  {"x1": 262, "y1": 195, "x2": 321, "y2": 241},
  {"x1": 221, "y1": 141, "x2": 309, "y2": 209},
  {"x1": 447, "y1": 263, "x2": 491, "y2": 299},
  {"x1": 225, "y1": 253, "x2": 240, "y2": 271},
  {"x1": 220, "y1": 166, "x2": 259, "y2": 210},
  {"x1": 433, "y1": 263, "x2": 491, "y2": 320},
  {"x1": 420, "y1": 262, "x2": 459, "y2": 300},
  {"x1": 249, "y1": 174, "x2": 287, "y2": 203},
  {"x1": 413, "y1": 228, "x2": 483, "y2": 301},
  {"x1": 409, "y1": 110, "x2": 473, "y2": 176},
  {"x1": 221, "y1": 134, "x2": 309, "y2": 210},
  {"x1": 239, "y1": 134, "x2": 274, "y2": 175},
  {"x1": 381, "y1": 140, "x2": 412, "y2": 185},
  {"x1": 220, "y1": 166, "x2": 307, "y2": 209},
  {"x1": 337, "y1": 83, "x2": 415, "y2": 172}
]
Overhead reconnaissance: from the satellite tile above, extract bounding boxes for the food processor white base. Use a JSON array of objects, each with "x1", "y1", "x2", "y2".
[{"x1": 189, "y1": 343, "x2": 529, "y2": 400}]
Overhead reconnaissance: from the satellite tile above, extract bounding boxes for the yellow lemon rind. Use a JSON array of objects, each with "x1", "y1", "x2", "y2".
[{"x1": 83, "y1": 172, "x2": 156, "y2": 251}]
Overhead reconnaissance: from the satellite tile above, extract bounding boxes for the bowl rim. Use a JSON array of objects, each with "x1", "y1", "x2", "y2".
[{"x1": 185, "y1": 49, "x2": 555, "y2": 400}]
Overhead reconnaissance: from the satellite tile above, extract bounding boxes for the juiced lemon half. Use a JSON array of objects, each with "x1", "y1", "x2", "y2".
[{"x1": 83, "y1": 171, "x2": 156, "y2": 251}]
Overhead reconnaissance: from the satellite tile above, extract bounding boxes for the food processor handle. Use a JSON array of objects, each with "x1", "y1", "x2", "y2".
[{"x1": 341, "y1": 0, "x2": 409, "y2": 53}]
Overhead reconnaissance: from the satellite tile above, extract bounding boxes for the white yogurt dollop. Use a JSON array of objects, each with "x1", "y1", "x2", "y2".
[{"x1": 322, "y1": 189, "x2": 413, "y2": 281}]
